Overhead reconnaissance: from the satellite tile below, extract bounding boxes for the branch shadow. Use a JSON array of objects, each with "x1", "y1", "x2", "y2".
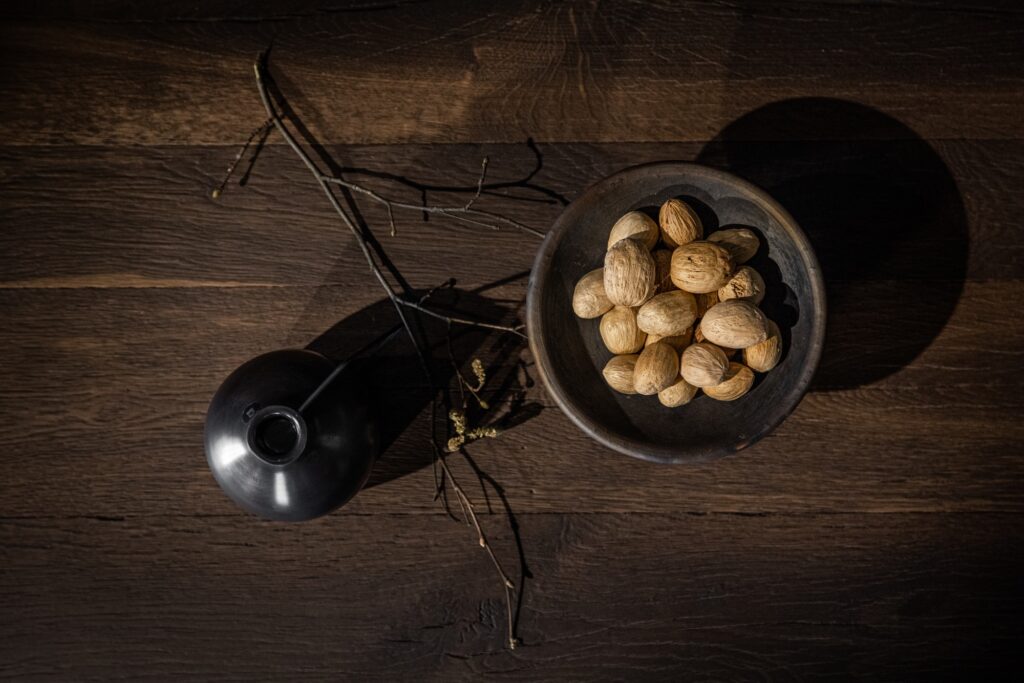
[
  {"x1": 695, "y1": 98, "x2": 968, "y2": 389},
  {"x1": 333, "y1": 136, "x2": 570, "y2": 210},
  {"x1": 259, "y1": 50, "x2": 568, "y2": 229},
  {"x1": 260, "y1": 51, "x2": 413, "y2": 293},
  {"x1": 302, "y1": 276, "x2": 542, "y2": 489}
]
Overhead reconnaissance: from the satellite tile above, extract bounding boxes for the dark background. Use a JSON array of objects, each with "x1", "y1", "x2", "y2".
[{"x1": 2, "y1": 1, "x2": 1023, "y2": 679}]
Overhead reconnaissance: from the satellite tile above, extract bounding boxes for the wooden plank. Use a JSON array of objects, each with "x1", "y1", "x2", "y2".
[
  {"x1": 0, "y1": 281, "x2": 1021, "y2": 518},
  {"x1": 8, "y1": 0, "x2": 1023, "y2": 22},
  {"x1": 0, "y1": 139, "x2": 1019, "y2": 286},
  {"x1": 0, "y1": 1, "x2": 1022, "y2": 145},
  {"x1": 1, "y1": 512, "x2": 1020, "y2": 679}
]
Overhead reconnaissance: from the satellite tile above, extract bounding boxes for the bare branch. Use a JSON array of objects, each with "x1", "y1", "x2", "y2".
[{"x1": 251, "y1": 52, "x2": 520, "y2": 651}]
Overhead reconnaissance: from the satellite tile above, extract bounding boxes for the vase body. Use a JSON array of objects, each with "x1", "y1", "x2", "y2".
[{"x1": 204, "y1": 349, "x2": 378, "y2": 521}]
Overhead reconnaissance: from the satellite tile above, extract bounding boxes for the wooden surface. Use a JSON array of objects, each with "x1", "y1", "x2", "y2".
[{"x1": 2, "y1": 1, "x2": 1023, "y2": 679}]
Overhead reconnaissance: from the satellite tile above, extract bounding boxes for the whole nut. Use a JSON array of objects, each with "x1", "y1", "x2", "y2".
[
  {"x1": 695, "y1": 324, "x2": 738, "y2": 358},
  {"x1": 652, "y1": 249, "x2": 674, "y2": 293},
  {"x1": 743, "y1": 319, "x2": 782, "y2": 372},
  {"x1": 695, "y1": 291, "x2": 719, "y2": 317},
  {"x1": 604, "y1": 238, "x2": 656, "y2": 307},
  {"x1": 680, "y1": 342, "x2": 730, "y2": 387},
  {"x1": 608, "y1": 211, "x2": 659, "y2": 250},
  {"x1": 658, "y1": 378, "x2": 699, "y2": 407},
  {"x1": 670, "y1": 241, "x2": 735, "y2": 293},
  {"x1": 646, "y1": 327, "x2": 693, "y2": 350},
  {"x1": 636, "y1": 290, "x2": 697, "y2": 337},
  {"x1": 600, "y1": 306, "x2": 647, "y2": 354},
  {"x1": 708, "y1": 227, "x2": 760, "y2": 264},
  {"x1": 718, "y1": 265, "x2": 766, "y2": 305},
  {"x1": 693, "y1": 323, "x2": 736, "y2": 357},
  {"x1": 700, "y1": 299, "x2": 768, "y2": 349},
  {"x1": 658, "y1": 198, "x2": 702, "y2": 248},
  {"x1": 603, "y1": 354, "x2": 639, "y2": 394},
  {"x1": 704, "y1": 362, "x2": 755, "y2": 401},
  {"x1": 633, "y1": 341, "x2": 680, "y2": 395},
  {"x1": 572, "y1": 268, "x2": 613, "y2": 318}
]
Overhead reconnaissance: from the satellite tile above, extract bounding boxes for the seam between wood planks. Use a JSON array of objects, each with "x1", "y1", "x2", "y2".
[{"x1": 1, "y1": 509, "x2": 1023, "y2": 523}]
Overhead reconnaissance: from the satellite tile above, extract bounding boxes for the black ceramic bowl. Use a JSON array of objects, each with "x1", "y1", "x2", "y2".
[{"x1": 527, "y1": 162, "x2": 826, "y2": 463}]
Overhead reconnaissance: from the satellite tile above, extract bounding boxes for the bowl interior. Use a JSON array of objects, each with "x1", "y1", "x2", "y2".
[{"x1": 527, "y1": 163, "x2": 825, "y2": 463}]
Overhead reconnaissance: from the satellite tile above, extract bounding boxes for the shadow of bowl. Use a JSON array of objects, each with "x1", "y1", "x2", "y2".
[{"x1": 696, "y1": 98, "x2": 967, "y2": 390}]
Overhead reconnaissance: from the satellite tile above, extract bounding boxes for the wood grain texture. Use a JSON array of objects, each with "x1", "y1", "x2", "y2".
[
  {"x1": 0, "y1": 139, "x2": 1018, "y2": 285},
  {"x1": 2, "y1": 1, "x2": 1023, "y2": 679},
  {"x1": 1, "y1": 513, "x2": 1021, "y2": 680},
  {"x1": 0, "y1": 1, "x2": 1022, "y2": 145},
  {"x1": 0, "y1": 280, "x2": 1022, "y2": 519}
]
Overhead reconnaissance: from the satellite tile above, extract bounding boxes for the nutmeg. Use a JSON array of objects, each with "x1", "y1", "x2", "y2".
[
  {"x1": 607, "y1": 211, "x2": 659, "y2": 250},
  {"x1": 658, "y1": 198, "x2": 702, "y2": 248},
  {"x1": 718, "y1": 265, "x2": 766, "y2": 305},
  {"x1": 633, "y1": 341, "x2": 680, "y2": 395},
  {"x1": 604, "y1": 238, "x2": 656, "y2": 307},
  {"x1": 704, "y1": 362, "x2": 755, "y2": 401},
  {"x1": 645, "y1": 327, "x2": 693, "y2": 350},
  {"x1": 652, "y1": 249, "x2": 674, "y2": 293},
  {"x1": 680, "y1": 342, "x2": 730, "y2": 387},
  {"x1": 602, "y1": 354, "x2": 639, "y2": 394},
  {"x1": 695, "y1": 291, "x2": 719, "y2": 317},
  {"x1": 743, "y1": 319, "x2": 782, "y2": 372},
  {"x1": 658, "y1": 378, "x2": 699, "y2": 407},
  {"x1": 572, "y1": 268, "x2": 613, "y2": 318},
  {"x1": 670, "y1": 241, "x2": 735, "y2": 293},
  {"x1": 695, "y1": 323, "x2": 738, "y2": 358},
  {"x1": 636, "y1": 290, "x2": 697, "y2": 337},
  {"x1": 599, "y1": 306, "x2": 647, "y2": 354},
  {"x1": 700, "y1": 299, "x2": 768, "y2": 349},
  {"x1": 708, "y1": 227, "x2": 760, "y2": 264}
]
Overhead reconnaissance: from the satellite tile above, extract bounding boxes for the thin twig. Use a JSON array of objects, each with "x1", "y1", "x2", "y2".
[
  {"x1": 451, "y1": 475, "x2": 471, "y2": 526},
  {"x1": 395, "y1": 297, "x2": 527, "y2": 338},
  {"x1": 464, "y1": 157, "x2": 488, "y2": 211},
  {"x1": 418, "y1": 278, "x2": 455, "y2": 304},
  {"x1": 433, "y1": 444, "x2": 517, "y2": 649},
  {"x1": 322, "y1": 174, "x2": 545, "y2": 238},
  {"x1": 211, "y1": 118, "x2": 274, "y2": 199}
]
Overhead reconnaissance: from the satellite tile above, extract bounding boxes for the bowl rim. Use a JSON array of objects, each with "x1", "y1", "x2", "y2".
[{"x1": 526, "y1": 161, "x2": 827, "y2": 464}]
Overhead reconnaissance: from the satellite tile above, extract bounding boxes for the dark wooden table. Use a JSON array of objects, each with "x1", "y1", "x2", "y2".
[{"x1": 2, "y1": 2, "x2": 1023, "y2": 679}]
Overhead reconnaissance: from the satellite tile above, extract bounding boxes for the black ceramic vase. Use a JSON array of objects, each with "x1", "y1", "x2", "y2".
[{"x1": 204, "y1": 349, "x2": 378, "y2": 521}]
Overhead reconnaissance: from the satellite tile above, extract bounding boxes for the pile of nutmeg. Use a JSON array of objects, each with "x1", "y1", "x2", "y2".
[{"x1": 572, "y1": 199, "x2": 783, "y2": 407}]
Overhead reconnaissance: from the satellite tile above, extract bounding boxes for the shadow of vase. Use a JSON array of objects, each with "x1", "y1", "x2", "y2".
[
  {"x1": 302, "y1": 283, "x2": 541, "y2": 489},
  {"x1": 695, "y1": 98, "x2": 967, "y2": 390}
]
